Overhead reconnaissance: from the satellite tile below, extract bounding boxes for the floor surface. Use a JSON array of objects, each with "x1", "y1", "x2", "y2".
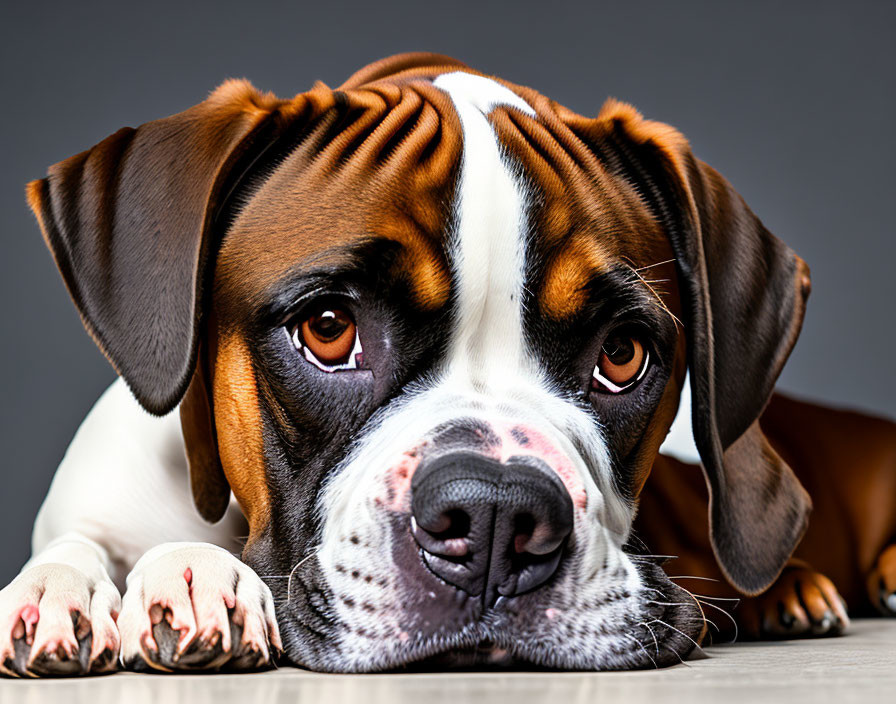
[{"x1": 2, "y1": 619, "x2": 894, "y2": 704}]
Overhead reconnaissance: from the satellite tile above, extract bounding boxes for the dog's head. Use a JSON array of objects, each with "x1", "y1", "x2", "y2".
[{"x1": 27, "y1": 53, "x2": 811, "y2": 670}]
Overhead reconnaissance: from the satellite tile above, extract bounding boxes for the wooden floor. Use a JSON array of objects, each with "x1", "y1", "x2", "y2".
[{"x1": 2, "y1": 619, "x2": 893, "y2": 704}]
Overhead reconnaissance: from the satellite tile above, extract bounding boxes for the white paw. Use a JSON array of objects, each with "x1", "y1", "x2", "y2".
[
  {"x1": 118, "y1": 543, "x2": 281, "y2": 671},
  {"x1": 0, "y1": 563, "x2": 121, "y2": 677}
]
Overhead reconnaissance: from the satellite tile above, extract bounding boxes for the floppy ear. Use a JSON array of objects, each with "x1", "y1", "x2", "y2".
[
  {"x1": 26, "y1": 79, "x2": 288, "y2": 414},
  {"x1": 578, "y1": 100, "x2": 812, "y2": 595},
  {"x1": 26, "y1": 80, "x2": 295, "y2": 521},
  {"x1": 180, "y1": 340, "x2": 231, "y2": 522}
]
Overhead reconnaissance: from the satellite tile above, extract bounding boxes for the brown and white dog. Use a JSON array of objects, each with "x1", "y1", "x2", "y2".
[{"x1": 2, "y1": 53, "x2": 894, "y2": 676}]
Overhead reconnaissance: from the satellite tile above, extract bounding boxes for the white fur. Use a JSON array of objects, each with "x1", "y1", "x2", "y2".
[
  {"x1": 31, "y1": 379, "x2": 246, "y2": 585},
  {"x1": 0, "y1": 379, "x2": 248, "y2": 675},
  {"x1": 432, "y1": 72, "x2": 535, "y2": 390},
  {"x1": 659, "y1": 372, "x2": 701, "y2": 465}
]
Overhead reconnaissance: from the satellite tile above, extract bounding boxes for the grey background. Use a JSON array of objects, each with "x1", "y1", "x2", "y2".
[{"x1": 1, "y1": 0, "x2": 893, "y2": 585}]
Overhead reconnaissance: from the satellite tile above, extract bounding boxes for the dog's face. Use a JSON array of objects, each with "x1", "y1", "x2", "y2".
[
  {"x1": 28, "y1": 54, "x2": 812, "y2": 671},
  {"x1": 208, "y1": 70, "x2": 692, "y2": 670}
]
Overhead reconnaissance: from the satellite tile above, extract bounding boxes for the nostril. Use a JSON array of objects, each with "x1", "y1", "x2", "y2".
[
  {"x1": 432, "y1": 509, "x2": 471, "y2": 540},
  {"x1": 512, "y1": 513, "x2": 535, "y2": 554},
  {"x1": 511, "y1": 506, "x2": 571, "y2": 557},
  {"x1": 411, "y1": 509, "x2": 472, "y2": 558}
]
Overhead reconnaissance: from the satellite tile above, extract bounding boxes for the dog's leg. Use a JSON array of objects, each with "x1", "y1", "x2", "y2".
[
  {"x1": 636, "y1": 454, "x2": 851, "y2": 642},
  {"x1": 0, "y1": 380, "x2": 253, "y2": 676},
  {"x1": 117, "y1": 543, "x2": 281, "y2": 671},
  {"x1": 868, "y1": 544, "x2": 896, "y2": 615}
]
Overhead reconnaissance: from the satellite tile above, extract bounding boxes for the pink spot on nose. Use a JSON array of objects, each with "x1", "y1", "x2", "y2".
[
  {"x1": 386, "y1": 450, "x2": 423, "y2": 512},
  {"x1": 545, "y1": 608, "x2": 560, "y2": 620},
  {"x1": 183, "y1": 567, "x2": 193, "y2": 585},
  {"x1": 493, "y1": 422, "x2": 587, "y2": 510}
]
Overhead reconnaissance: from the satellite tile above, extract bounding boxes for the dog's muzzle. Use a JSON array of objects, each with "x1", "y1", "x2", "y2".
[{"x1": 410, "y1": 452, "x2": 574, "y2": 606}]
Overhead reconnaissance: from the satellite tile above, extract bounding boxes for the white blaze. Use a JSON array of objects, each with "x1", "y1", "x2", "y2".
[{"x1": 432, "y1": 72, "x2": 536, "y2": 390}]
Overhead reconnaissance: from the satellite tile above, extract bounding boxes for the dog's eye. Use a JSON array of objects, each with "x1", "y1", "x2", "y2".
[
  {"x1": 290, "y1": 306, "x2": 363, "y2": 371},
  {"x1": 592, "y1": 332, "x2": 649, "y2": 394}
]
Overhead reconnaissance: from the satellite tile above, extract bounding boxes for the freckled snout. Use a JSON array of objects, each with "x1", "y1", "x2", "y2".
[{"x1": 410, "y1": 452, "x2": 574, "y2": 605}]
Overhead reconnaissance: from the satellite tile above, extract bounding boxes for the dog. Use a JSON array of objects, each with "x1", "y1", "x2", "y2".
[{"x1": 2, "y1": 52, "x2": 894, "y2": 676}]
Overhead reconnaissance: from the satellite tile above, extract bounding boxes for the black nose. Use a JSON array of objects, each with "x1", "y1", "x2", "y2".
[{"x1": 410, "y1": 452, "x2": 573, "y2": 603}]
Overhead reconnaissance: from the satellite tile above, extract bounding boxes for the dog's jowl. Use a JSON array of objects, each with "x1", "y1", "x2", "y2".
[{"x1": 2, "y1": 53, "x2": 895, "y2": 676}]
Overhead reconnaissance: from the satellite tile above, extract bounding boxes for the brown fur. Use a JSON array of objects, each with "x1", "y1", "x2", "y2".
[{"x1": 210, "y1": 332, "x2": 272, "y2": 535}]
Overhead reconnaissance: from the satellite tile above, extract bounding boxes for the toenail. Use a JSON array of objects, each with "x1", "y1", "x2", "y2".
[
  {"x1": 885, "y1": 592, "x2": 896, "y2": 612},
  {"x1": 777, "y1": 603, "x2": 794, "y2": 628}
]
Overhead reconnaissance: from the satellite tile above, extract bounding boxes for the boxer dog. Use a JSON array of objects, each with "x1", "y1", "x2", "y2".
[{"x1": 2, "y1": 53, "x2": 894, "y2": 677}]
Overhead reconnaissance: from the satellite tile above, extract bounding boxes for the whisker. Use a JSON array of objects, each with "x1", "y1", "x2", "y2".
[
  {"x1": 287, "y1": 551, "x2": 318, "y2": 604},
  {"x1": 620, "y1": 632, "x2": 657, "y2": 669},
  {"x1": 689, "y1": 594, "x2": 741, "y2": 603},
  {"x1": 629, "y1": 553, "x2": 679, "y2": 561},
  {"x1": 620, "y1": 260, "x2": 683, "y2": 330},
  {"x1": 672, "y1": 615, "x2": 720, "y2": 635},
  {"x1": 701, "y1": 617, "x2": 721, "y2": 633},
  {"x1": 641, "y1": 587, "x2": 667, "y2": 598},
  {"x1": 668, "y1": 575, "x2": 721, "y2": 583},
  {"x1": 695, "y1": 598, "x2": 739, "y2": 644},
  {"x1": 635, "y1": 620, "x2": 660, "y2": 656},
  {"x1": 650, "y1": 617, "x2": 706, "y2": 655},
  {"x1": 634, "y1": 258, "x2": 676, "y2": 272},
  {"x1": 663, "y1": 643, "x2": 693, "y2": 668}
]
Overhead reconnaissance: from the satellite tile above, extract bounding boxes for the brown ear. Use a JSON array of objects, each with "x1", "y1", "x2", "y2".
[
  {"x1": 26, "y1": 79, "x2": 286, "y2": 415},
  {"x1": 180, "y1": 340, "x2": 230, "y2": 522},
  {"x1": 25, "y1": 80, "x2": 310, "y2": 521},
  {"x1": 576, "y1": 100, "x2": 812, "y2": 594}
]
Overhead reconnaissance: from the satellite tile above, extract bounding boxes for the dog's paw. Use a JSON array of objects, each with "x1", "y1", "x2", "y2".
[
  {"x1": 118, "y1": 543, "x2": 281, "y2": 672},
  {"x1": 738, "y1": 562, "x2": 849, "y2": 640},
  {"x1": 0, "y1": 563, "x2": 121, "y2": 677},
  {"x1": 867, "y1": 544, "x2": 896, "y2": 615}
]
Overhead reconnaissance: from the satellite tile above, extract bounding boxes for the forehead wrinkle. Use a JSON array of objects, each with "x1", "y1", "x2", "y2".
[
  {"x1": 309, "y1": 91, "x2": 393, "y2": 171},
  {"x1": 488, "y1": 99, "x2": 670, "y2": 324},
  {"x1": 214, "y1": 84, "x2": 462, "y2": 321},
  {"x1": 491, "y1": 86, "x2": 623, "y2": 195}
]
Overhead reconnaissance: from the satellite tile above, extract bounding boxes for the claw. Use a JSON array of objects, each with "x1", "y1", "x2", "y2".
[
  {"x1": 742, "y1": 563, "x2": 850, "y2": 640},
  {"x1": 118, "y1": 544, "x2": 277, "y2": 673}
]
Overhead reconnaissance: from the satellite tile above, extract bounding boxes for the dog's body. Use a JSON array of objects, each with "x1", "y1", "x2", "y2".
[
  {"x1": 642, "y1": 392, "x2": 896, "y2": 637},
  {"x1": 2, "y1": 53, "x2": 894, "y2": 676}
]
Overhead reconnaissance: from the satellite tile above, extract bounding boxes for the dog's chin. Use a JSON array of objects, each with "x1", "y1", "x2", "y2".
[
  {"x1": 404, "y1": 643, "x2": 523, "y2": 670},
  {"x1": 276, "y1": 564, "x2": 703, "y2": 673}
]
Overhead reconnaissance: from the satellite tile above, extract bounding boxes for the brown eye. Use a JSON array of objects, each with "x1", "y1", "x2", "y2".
[
  {"x1": 593, "y1": 334, "x2": 649, "y2": 393},
  {"x1": 292, "y1": 307, "x2": 359, "y2": 369}
]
